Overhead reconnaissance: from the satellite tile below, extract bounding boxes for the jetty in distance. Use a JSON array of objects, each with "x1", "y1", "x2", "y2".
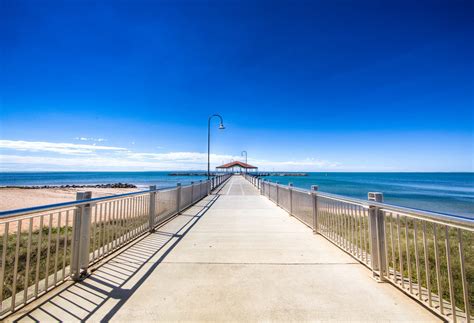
[
  {"x1": 169, "y1": 171, "x2": 308, "y2": 176},
  {"x1": 0, "y1": 174, "x2": 471, "y2": 322}
]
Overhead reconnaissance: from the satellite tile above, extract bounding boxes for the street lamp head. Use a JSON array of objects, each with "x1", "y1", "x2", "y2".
[{"x1": 219, "y1": 123, "x2": 225, "y2": 130}]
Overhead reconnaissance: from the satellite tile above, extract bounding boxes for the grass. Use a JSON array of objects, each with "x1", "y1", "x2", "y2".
[
  {"x1": 0, "y1": 216, "x2": 149, "y2": 303},
  {"x1": 277, "y1": 195, "x2": 473, "y2": 317}
]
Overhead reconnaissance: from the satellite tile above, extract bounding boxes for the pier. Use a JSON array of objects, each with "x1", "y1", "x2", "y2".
[{"x1": 1, "y1": 175, "x2": 472, "y2": 322}]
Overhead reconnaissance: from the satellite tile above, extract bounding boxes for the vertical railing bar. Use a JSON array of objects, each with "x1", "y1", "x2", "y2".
[
  {"x1": 338, "y1": 202, "x2": 342, "y2": 245},
  {"x1": 126, "y1": 197, "x2": 130, "y2": 241},
  {"x1": 359, "y1": 206, "x2": 364, "y2": 261},
  {"x1": 116, "y1": 199, "x2": 121, "y2": 247},
  {"x1": 123, "y1": 198, "x2": 128, "y2": 243},
  {"x1": 365, "y1": 208, "x2": 369, "y2": 264},
  {"x1": 405, "y1": 218, "x2": 412, "y2": 293},
  {"x1": 358, "y1": 206, "x2": 362, "y2": 260},
  {"x1": 53, "y1": 213, "x2": 61, "y2": 286},
  {"x1": 383, "y1": 211, "x2": 389, "y2": 279},
  {"x1": 338, "y1": 202, "x2": 341, "y2": 245},
  {"x1": 141, "y1": 195, "x2": 145, "y2": 233},
  {"x1": 347, "y1": 203, "x2": 351, "y2": 253},
  {"x1": 328, "y1": 200, "x2": 332, "y2": 240},
  {"x1": 130, "y1": 197, "x2": 134, "y2": 239},
  {"x1": 422, "y1": 221, "x2": 432, "y2": 307},
  {"x1": 433, "y1": 223, "x2": 444, "y2": 314},
  {"x1": 413, "y1": 219, "x2": 420, "y2": 300},
  {"x1": 11, "y1": 219, "x2": 22, "y2": 310},
  {"x1": 122, "y1": 198, "x2": 127, "y2": 244},
  {"x1": 44, "y1": 214, "x2": 53, "y2": 290},
  {"x1": 23, "y1": 218, "x2": 33, "y2": 304},
  {"x1": 397, "y1": 214, "x2": 405, "y2": 289},
  {"x1": 129, "y1": 198, "x2": 135, "y2": 238},
  {"x1": 445, "y1": 226, "x2": 456, "y2": 323},
  {"x1": 342, "y1": 202, "x2": 346, "y2": 250},
  {"x1": 69, "y1": 210, "x2": 76, "y2": 276},
  {"x1": 322, "y1": 200, "x2": 327, "y2": 236},
  {"x1": 62, "y1": 211, "x2": 70, "y2": 281},
  {"x1": 34, "y1": 215, "x2": 44, "y2": 297},
  {"x1": 105, "y1": 202, "x2": 111, "y2": 255},
  {"x1": 414, "y1": 220, "x2": 421, "y2": 299},
  {"x1": 98, "y1": 203, "x2": 103, "y2": 258},
  {"x1": 109, "y1": 201, "x2": 115, "y2": 250},
  {"x1": 389, "y1": 213, "x2": 396, "y2": 283},
  {"x1": 136, "y1": 196, "x2": 139, "y2": 234},
  {"x1": 332, "y1": 201, "x2": 336, "y2": 242},
  {"x1": 0, "y1": 222, "x2": 9, "y2": 310},
  {"x1": 325, "y1": 200, "x2": 330, "y2": 239},
  {"x1": 457, "y1": 228, "x2": 470, "y2": 322},
  {"x1": 351, "y1": 204, "x2": 356, "y2": 255},
  {"x1": 112, "y1": 200, "x2": 117, "y2": 249},
  {"x1": 140, "y1": 196, "x2": 144, "y2": 232},
  {"x1": 332, "y1": 201, "x2": 337, "y2": 243},
  {"x1": 126, "y1": 198, "x2": 131, "y2": 241},
  {"x1": 92, "y1": 205, "x2": 97, "y2": 261},
  {"x1": 143, "y1": 195, "x2": 147, "y2": 232},
  {"x1": 124, "y1": 197, "x2": 132, "y2": 242},
  {"x1": 336, "y1": 201, "x2": 340, "y2": 244},
  {"x1": 346, "y1": 203, "x2": 350, "y2": 252}
]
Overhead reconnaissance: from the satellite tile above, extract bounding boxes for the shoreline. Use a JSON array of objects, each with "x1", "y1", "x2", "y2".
[
  {"x1": 0, "y1": 186, "x2": 140, "y2": 212},
  {"x1": 1, "y1": 182, "x2": 137, "y2": 189}
]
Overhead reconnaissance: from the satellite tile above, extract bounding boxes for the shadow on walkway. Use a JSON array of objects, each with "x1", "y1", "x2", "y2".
[{"x1": 11, "y1": 194, "x2": 220, "y2": 322}]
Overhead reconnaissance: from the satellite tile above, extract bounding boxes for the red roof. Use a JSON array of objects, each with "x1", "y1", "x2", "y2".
[{"x1": 216, "y1": 161, "x2": 258, "y2": 169}]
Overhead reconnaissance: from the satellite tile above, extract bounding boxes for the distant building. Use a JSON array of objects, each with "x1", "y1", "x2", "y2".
[{"x1": 216, "y1": 161, "x2": 258, "y2": 173}]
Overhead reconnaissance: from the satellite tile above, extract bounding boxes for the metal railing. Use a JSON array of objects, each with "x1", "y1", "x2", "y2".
[
  {"x1": 244, "y1": 174, "x2": 473, "y2": 323},
  {"x1": 0, "y1": 174, "x2": 231, "y2": 318}
]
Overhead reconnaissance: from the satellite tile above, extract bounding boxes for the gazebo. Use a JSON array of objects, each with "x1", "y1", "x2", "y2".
[{"x1": 216, "y1": 161, "x2": 258, "y2": 173}]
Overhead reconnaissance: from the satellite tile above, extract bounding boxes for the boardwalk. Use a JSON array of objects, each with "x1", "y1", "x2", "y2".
[{"x1": 8, "y1": 176, "x2": 440, "y2": 322}]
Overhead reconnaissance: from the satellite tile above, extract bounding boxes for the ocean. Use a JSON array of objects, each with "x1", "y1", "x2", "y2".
[
  {"x1": 0, "y1": 172, "x2": 472, "y2": 218},
  {"x1": 0, "y1": 171, "x2": 207, "y2": 189},
  {"x1": 262, "y1": 172, "x2": 473, "y2": 218}
]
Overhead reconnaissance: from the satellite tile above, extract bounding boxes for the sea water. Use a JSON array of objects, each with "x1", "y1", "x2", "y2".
[
  {"x1": 262, "y1": 172, "x2": 474, "y2": 218},
  {"x1": 0, "y1": 172, "x2": 472, "y2": 218}
]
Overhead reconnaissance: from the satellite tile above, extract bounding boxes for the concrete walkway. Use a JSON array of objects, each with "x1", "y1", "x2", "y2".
[{"x1": 8, "y1": 176, "x2": 440, "y2": 322}]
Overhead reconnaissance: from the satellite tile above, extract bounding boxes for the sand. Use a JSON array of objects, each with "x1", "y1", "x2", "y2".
[{"x1": 0, "y1": 187, "x2": 140, "y2": 212}]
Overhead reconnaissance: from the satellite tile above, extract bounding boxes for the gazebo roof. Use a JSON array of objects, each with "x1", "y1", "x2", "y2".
[{"x1": 216, "y1": 161, "x2": 258, "y2": 169}]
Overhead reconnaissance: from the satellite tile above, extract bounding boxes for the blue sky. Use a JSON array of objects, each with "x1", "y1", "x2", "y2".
[{"x1": 0, "y1": 0, "x2": 473, "y2": 172}]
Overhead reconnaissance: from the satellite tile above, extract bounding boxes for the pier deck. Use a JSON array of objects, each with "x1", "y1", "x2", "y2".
[{"x1": 8, "y1": 176, "x2": 440, "y2": 322}]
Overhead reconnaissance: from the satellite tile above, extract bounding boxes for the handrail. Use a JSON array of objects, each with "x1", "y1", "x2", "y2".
[
  {"x1": 0, "y1": 173, "x2": 232, "y2": 319},
  {"x1": 259, "y1": 177, "x2": 474, "y2": 230},
  {"x1": 244, "y1": 173, "x2": 473, "y2": 322},
  {"x1": 0, "y1": 185, "x2": 177, "y2": 219}
]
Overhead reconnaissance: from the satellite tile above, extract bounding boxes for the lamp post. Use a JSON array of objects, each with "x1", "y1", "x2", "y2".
[
  {"x1": 241, "y1": 150, "x2": 247, "y2": 173},
  {"x1": 208, "y1": 114, "x2": 225, "y2": 179}
]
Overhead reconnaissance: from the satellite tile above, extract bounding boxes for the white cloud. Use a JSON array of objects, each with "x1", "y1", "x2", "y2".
[
  {"x1": 0, "y1": 140, "x2": 127, "y2": 155},
  {"x1": 0, "y1": 139, "x2": 341, "y2": 171},
  {"x1": 74, "y1": 137, "x2": 107, "y2": 142}
]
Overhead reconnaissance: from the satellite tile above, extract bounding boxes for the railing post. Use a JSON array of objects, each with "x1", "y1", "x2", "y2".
[
  {"x1": 276, "y1": 182, "x2": 279, "y2": 206},
  {"x1": 288, "y1": 183, "x2": 293, "y2": 215},
  {"x1": 199, "y1": 180, "x2": 203, "y2": 198},
  {"x1": 190, "y1": 182, "x2": 194, "y2": 202},
  {"x1": 176, "y1": 183, "x2": 181, "y2": 214},
  {"x1": 368, "y1": 192, "x2": 386, "y2": 281},
  {"x1": 207, "y1": 179, "x2": 211, "y2": 195},
  {"x1": 149, "y1": 185, "x2": 156, "y2": 232},
  {"x1": 71, "y1": 191, "x2": 92, "y2": 281},
  {"x1": 311, "y1": 185, "x2": 319, "y2": 233}
]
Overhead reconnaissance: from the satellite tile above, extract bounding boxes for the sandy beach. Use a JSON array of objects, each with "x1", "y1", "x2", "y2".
[{"x1": 0, "y1": 187, "x2": 140, "y2": 212}]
